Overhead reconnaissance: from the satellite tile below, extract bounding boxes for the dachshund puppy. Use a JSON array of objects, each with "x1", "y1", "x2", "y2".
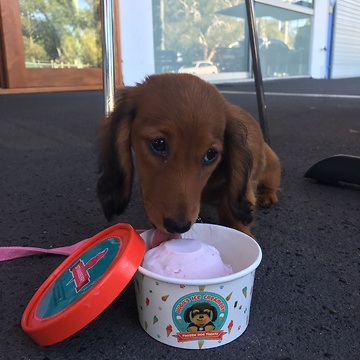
[{"x1": 97, "y1": 73, "x2": 280, "y2": 240}]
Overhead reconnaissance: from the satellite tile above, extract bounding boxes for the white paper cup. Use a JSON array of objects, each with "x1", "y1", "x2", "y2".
[{"x1": 134, "y1": 224, "x2": 262, "y2": 349}]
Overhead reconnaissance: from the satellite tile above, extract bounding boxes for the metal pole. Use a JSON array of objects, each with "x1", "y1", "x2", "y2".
[
  {"x1": 244, "y1": 0, "x2": 270, "y2": 144},
  {"x1": 101, "y1": 0, "x2": 115, "y2": 116}
]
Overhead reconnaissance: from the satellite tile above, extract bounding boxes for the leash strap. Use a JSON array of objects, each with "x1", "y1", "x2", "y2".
[
  {"x1": 0, "y1": 230, "x2": 145, "y2": 262},
  {"x1": 0, "y1": 240, "x2": 89, "y2": 262}
]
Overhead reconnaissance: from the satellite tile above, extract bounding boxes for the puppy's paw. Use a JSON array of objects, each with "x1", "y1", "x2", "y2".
[{"x1": 257, "y1": 186, "x2": 278, "y2": 208}]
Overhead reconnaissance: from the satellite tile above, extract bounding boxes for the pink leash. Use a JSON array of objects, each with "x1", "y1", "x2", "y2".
[
  {"x1": 0, "y1": 240, "x2": 89, "y2": 262},
  {"x1": 0, "y1": 230, "x2": 145, "y2": 262}
]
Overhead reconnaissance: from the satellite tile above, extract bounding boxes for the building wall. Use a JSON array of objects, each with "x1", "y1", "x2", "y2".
[
  {"x1": 119, "y1": 0, "x2": 154, "y2": 85},
  {"x1": 118, "y1": 0, "x2": 359, "y2": 83},
  {"x1": 309, "y1": 0, "x2": 329, "y2": 79},
  {"x1": 331, "y1": 0, "x2": 360, "y2": 78}
]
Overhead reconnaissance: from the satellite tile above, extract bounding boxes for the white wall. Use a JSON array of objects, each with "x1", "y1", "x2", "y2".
[
  {"x1": 331, "y1": 0, "x2": 360, "y2": 78},
  {"x1": 119, "y1": 0, "x2": 155, "y2": 85},
  {"x1": 309, "y1": 0, "x2": 329, "y2": 79}
]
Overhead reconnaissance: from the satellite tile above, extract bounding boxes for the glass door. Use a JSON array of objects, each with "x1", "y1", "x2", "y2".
[{"x1": 0, "y1": 0, "x2": 121, "y2": 90}]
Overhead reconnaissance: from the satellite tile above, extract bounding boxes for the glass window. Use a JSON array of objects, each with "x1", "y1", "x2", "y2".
[
  {"x1": 152, "y1": 0, "x2": 312, "y2": 81},
  {"x1": 283, "y1": 0, "x2": 313, "y2": 8},
  {"x1": 20, "y1": 0, "x2": 101, "y2": 69},
  {"x1": 254, "y1": 7, "x2": 312, "y2": 77},
  {"x1": 152, "y1": 0, "x2": 247, "y2": 78}
]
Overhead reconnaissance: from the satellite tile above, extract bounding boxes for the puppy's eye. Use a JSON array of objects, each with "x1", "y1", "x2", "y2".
[
  {"x1": 202, "y1": 148, "x2": 219, "y2": 165},
  {"x1": 150, "y1": 138, "x2": 167, "y2": 157}
]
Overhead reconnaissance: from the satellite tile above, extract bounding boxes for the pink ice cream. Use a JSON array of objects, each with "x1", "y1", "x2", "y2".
[{"x1": 142, "y1": 238, "x2": 233, "y2": 279}]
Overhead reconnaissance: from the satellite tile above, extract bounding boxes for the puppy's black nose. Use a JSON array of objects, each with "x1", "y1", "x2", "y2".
[{"x1": 163, "y1": 218, "x2": 191, "y2": 234}]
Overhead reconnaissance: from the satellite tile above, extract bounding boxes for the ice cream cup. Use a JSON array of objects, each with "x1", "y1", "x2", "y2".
[{"x1": 134, "y1": 223, "x2": 262, "y2": 349}]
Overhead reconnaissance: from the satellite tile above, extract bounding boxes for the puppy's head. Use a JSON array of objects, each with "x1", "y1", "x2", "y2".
[
  {"x1": 184, "y1": 302, "x2": 218, "y2": 325},
  {"x1": 97, "y1": 73, "x2": 251, "y2": 234}
]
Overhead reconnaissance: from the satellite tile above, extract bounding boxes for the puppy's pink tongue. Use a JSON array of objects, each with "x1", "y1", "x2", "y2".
[{"x1": 151, "y1": 230, "x2": 182, "y2": 248}]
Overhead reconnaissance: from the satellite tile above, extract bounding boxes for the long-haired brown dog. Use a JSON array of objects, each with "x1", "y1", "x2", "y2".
[{"x1": 97, "y1": 73, "x2": 280, "y2": 241}]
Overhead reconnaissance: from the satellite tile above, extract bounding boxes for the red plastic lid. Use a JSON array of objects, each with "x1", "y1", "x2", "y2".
[{"x1": 21, "y1": 223, "x2": 145, "y2": 346}]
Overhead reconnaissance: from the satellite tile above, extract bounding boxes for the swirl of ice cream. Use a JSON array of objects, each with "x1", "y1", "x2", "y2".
[{"x1": 142, "y1": 238, "x2": 233, "y2": 279}]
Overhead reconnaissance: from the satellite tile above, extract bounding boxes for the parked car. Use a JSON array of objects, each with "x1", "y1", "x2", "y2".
[
  {"x1": 257, "y1": 38, "x2": 290, "y2": 77},
  {"x1": 209, "y1": 37, "x2": 290, "y2": 75},
  {"x1": 178, "y1": 61, "x2": 218, "y2": 75},
  {"x1": 229, "y1": 37, "x2": 290, "y2": 76},
  {"x1": 208, "y1": 46, "x2": 247, "y2": 72}
]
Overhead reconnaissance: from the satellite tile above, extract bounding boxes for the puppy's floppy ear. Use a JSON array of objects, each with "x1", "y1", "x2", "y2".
[
  {"x1": 183, "y1": 306, "x2": 194, "y2": 323},
  {"x1": 209, "y1": 305, "x2": 218, "y2": 321},
  {"x1": 223, "y1": 105, "x2": 253, "y2": 225},
  {"x1": 97, "y1": 87, "x2": 136, "y2": 220}
]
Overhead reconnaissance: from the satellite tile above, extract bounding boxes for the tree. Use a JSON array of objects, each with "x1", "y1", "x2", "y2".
[
  {"x1": 153, "y1": 0, "x2": 245, "y2": 63},
  {"x1": 20, "y1": 0, "x2": 101, "y2": 67}
]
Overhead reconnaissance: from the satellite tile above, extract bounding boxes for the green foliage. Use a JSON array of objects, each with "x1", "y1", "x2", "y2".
[
  {"x1": 20, "y1": 0, "x2": 101, "y2": 68},
  {"x1": 153, "y1": 0, "x2": 245, "y2": 62},
  {"x1": 22, "y1": 37, "x2": 49, "y2": 64}
]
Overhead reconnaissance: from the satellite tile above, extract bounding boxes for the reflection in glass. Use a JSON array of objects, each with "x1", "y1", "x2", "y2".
[
  {"x1": 284, "y1": 0, "x2": 313, "y2": 8},
  {"x1": 20, "y1": 0, "x2": 101, "y2": 69},
  {"x1": 256, "y1": 17, "x2": 311, "y2": 77},
  {"x1": 152, "y1": 0, "x2": 312, "y2": 80},
  {"x1": 152, "y1": 0, "x2": 246, "y2": 74}
]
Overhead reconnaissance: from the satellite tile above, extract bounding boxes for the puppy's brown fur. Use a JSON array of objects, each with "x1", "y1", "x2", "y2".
[{"x1": 97, "y1": 73, "x2": 280, "y2": 237}]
